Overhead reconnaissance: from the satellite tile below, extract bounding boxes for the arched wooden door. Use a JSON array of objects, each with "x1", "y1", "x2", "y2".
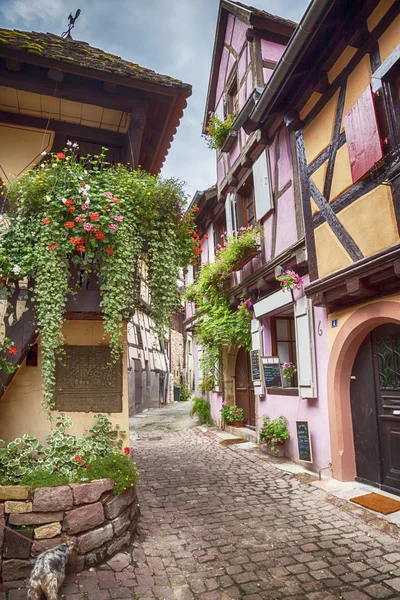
[
  {"x1": 235, "y1": 347, "x2": 255, "y2": 427},
  {"x1": 351, "y1": 324, "x2": 400, "y2": 494}
]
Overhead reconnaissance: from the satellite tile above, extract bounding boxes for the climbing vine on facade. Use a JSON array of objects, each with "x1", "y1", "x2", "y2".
[
  {"x1": 0, "y1": 145, "x2": 197, "y2": 408},
  {"x1": 185, "y1": 226, "x2": 260, "y2": 389}
]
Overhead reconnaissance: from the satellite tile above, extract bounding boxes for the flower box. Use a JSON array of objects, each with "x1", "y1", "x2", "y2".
[
  {"x1": 230, "y1": 421, "x2": 244, "y2": 428},
  {"x1": 220, "y1": 130, "x2": 238, "y2": 153},
  {"x1": 232, "y1": 245, "x2": 262, "y2": 271}
]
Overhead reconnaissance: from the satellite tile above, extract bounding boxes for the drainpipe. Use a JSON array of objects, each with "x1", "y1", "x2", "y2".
[{"x1": 247, "y1": 0, "x2": 332, "y2": 130}]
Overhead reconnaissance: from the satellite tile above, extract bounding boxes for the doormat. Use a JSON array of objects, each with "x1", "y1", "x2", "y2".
[
  {"x1": 219, "y1": 438, "x2": 249, "y2": 446},
  {"x1": 350, "y1": 492, "x2": 400, "y2": 515}
]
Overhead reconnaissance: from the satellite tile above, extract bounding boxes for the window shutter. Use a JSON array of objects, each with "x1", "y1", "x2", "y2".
[
  {"x1": 225, "y1": 194, "x2": 233, "y2": 235},
  {"x1": 215, "y1": 97, "x2": 225, "y2": 122},
  {"x1": 253, "y1": 149, "x2": 273, "y2": 221},
  {"x1": 251, "y1": 318, "x2": 264, "y2": 395},
  {"x1": 294, "y1": 297, "x2": 317, "y2": 399},
  {"x1": 207, "y1": 224, "x2": 215, "y2": 263},
  {"x1": 186, "y1": 265, "x2": 194, "y2": 285},
  {"x1": 344, "y1": 85, "x2": 383, "y2": 183}
]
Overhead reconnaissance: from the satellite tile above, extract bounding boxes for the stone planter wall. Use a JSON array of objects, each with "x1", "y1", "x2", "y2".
[{"x1": 0, "y1": 479, "x2": 138, "y2": 582}]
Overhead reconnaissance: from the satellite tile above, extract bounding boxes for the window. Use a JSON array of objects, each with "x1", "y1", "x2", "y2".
[
  {"x1": 271, "y1": 315, "x2": 298, "y2": 387},
  {"x1": 226, "y1": 78, "x2": 239, "y2": 116},
  {"x1": 243, "y1": 188, "x2": 255, "y2": 228}
]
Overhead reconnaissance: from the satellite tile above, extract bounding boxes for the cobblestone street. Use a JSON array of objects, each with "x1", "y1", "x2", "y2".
[{"x1": 3, "y1": 426, "x2": 400, "y2": 600}]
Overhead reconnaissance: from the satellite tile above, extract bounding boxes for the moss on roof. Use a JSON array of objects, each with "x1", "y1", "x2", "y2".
[{"x1": 0, "y1": 29, "x2": 191, "y2": 92}]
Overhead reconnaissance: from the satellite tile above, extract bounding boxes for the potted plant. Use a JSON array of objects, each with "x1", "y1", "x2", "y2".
[
  {"x1": 259, "y1": 415, "x2": 290, "y2": 456},
  {"x1": 275, "y1": 269, "x2": 303, "y2": 292},
  {"x1": 203, "y1": 112, "x2": 235, "y2": 150},
  {"x1": 282, "y1": 362, "x2": 296, "y2": 388},
  {"x1": 220, "y1": 403, "x2": 244, "y2": 427}
]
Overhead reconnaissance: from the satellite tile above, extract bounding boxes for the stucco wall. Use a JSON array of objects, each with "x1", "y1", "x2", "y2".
[{"x1": 0, "y1": 321, "x2": 130, "y2": 445}]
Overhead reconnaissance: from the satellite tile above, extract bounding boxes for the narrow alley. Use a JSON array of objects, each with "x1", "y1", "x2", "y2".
[{"x1": 49, "y1": 409, "x2": 400, "y2": 600}]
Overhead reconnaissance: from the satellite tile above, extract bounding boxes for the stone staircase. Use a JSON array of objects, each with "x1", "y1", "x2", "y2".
[{"x1": 225, "y1": 425, "x2": 258, "y2": 444}]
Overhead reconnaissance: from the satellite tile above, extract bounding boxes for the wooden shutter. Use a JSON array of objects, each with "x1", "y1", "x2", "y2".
[
  {"x1": 344, "y1": 85, "x2": 383, "y2": 183},
  {"x1": 253, "y1": 149, "x2": 273, "y2": 221},
  {"x1": 294, "y1": 297, "x2": 317, "y2": 398},
  {"x1": 207, "y1": 224, "x2": 215, "y2": 263},
  {"x1": 225, "y1": 194, "x2": 233, "y2": 235},
  {"x1": 251, "y1": 318, "x2": 264, "y2": 395},
  {"x1": 215, "y1": 97, "x2": 225, "y2": 122}
]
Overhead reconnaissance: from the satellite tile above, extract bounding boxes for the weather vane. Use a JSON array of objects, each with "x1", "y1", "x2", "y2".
[{"x1": 61, "y1": 9, "x2": 81, "y2": 39}]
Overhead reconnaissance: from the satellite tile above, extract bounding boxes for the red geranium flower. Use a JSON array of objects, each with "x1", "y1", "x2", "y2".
[
  {"x1": 74, "y1": 454, "x2": 83, "y2": 464},
  {"x1": 79, "y1": 181, "x2": 86, "y2": 187},
  {"x1": 112, "y1": 197, "x2": 120, "y2": 204},
  {"x1": 123, "y1": 447, "x2": 130, "y2": 455},
  {"x1": 65, "y1": 221, "x2": 75, "y2": 229},
  {"x1": 76, "y1": 245, "x2": 86, "y2": 252},
  {"x1": 89, "y1": 212, "x2": 100, "y2": 221},
  {"x1": 8, "y1": 346, "x2": 17, "y2": 355},
  {"x1": 43, "y1": 218, "x2": 51, "y2": 225},
  {"x1": 193, "y1": 206, "x2": 200, "y2": 212},
  {"x1": 65, "y1": 199, "x2": 74, "y2": 207},
  {"x1": 48, "y1": 243, "x2": 57, "y2": 250},
  {"x1": 68, "y1": 206, "x2": 75, "y2": 213},
  {"x1": 95, "y1": 232, "x2": 105, "y2": 240},
  {"x1": 56, "y1": 152, "x2": 65, "y2": 160},
  {"x1": 204, "y1": 234, "x2": 209, "y2": 240},
  {"x1": 106, "y1": 247, "x2": 114, "y2": 255}
]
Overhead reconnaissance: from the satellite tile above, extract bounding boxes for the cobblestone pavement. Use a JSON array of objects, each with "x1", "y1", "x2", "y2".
[
  {"x1": 2, "y1": 428, "x2": 400, "y2": 600},
  {"x1": 130, "y1": 402, "x2": 196, "y2": 443}
]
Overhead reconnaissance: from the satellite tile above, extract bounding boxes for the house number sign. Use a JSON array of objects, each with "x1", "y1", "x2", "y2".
[{"x1": 55, "y1": 345, "x2": 122, "y2": 412}]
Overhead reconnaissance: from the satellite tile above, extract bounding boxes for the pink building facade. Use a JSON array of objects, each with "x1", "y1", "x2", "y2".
[{"x1": 185, "y1": 0, "x2": 331, "y2": 474}]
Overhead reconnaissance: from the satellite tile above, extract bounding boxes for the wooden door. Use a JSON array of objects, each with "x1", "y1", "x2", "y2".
[
  {"x1": 235, "y1": 348, "x2": 255, "y2": 427},
  {"x1": 351, "y1": 325, "x2": 400, "y2": 493}
]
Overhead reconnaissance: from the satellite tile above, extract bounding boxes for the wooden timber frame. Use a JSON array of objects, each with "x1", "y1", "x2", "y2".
[{"x1": 253, "y1": 0, "x2": 400, "y2": 311}]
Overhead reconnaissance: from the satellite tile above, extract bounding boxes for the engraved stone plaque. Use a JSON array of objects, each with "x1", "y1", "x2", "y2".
[
  {"x1": 55, "y1": 346, "x2": 122, "y2": 413},
  {"x1": 4, "y1": 527, "x2": 33, "y2": 559}
]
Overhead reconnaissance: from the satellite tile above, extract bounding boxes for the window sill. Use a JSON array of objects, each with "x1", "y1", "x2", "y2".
[
  {"x1": 220, "y1": 130, "x2": 238, "y2": 153},
  {"x1": 266, "y1": 387, "x2": 299, "y2": 396}
]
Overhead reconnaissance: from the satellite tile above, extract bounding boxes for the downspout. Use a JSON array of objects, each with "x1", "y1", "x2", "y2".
[{"x1": 247, "y1": 0, "x2": 332, "y2": 128}]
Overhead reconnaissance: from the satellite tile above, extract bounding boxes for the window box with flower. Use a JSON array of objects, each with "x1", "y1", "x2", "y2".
[{"x1": 203, "y1": 112, "x2": 235, "y2": 150}]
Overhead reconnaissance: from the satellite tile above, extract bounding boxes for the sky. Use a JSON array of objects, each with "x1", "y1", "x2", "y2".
[{"x1": 0, "y1": 0, "x2": 310, "y2": 200}]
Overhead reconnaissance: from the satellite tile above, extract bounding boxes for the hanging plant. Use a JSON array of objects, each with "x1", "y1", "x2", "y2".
[
  {"x1": 0, "y1": 145, "x2": 197, "y2": 409},
  {"x1": 202, "y1": 112, "x2": 235, "y2": 150},
  {"x1": 276, "y1": 268, "x2": 303, "y2": 292},
  {"x1": 185, "y1": 226, "x2": 261, "y2": 389}
]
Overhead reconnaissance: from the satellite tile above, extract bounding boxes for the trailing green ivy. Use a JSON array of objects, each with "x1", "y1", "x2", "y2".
[
  {"x1": 0, "y1": 145, "x2": 196, "y2": 408},
  {"x1": 185, "y1": 226, "x2": 261, "y2": 389}
]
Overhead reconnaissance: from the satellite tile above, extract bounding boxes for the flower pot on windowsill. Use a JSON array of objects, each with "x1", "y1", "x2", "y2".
[
  {"x1": 220, "y1": 130, "x2": 238, "y2": 153},
  {"x1": 232, "y1": 245, "x2": 262, "y2": 272},
  {"x1": 230, "y1": 420, "x2": 244, "y2": 428}
]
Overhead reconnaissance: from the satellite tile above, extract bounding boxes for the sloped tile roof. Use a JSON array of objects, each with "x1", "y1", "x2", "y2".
[
  {"x1": 0, "y1": 29, "x2": 191, "y2": 92},
  {"x1": 224, "y1": 0, "x2": 297, "y2": 28}
]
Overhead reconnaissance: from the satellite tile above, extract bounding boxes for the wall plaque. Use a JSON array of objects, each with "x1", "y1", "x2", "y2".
[{"x1": 55, "y1": 346, "x2": 122, "y2": 413}]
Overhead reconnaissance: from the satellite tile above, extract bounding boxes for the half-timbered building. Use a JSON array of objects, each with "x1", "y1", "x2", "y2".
[
  {"x1": 0, "y1": 28, "x2": 191, "y2": 440},
  {"x1": 185, "y1": 0, "x2": 332, "y2": 473},
  {"x1": 243, "y1": 0, "x2": 400, "y2": 493}
]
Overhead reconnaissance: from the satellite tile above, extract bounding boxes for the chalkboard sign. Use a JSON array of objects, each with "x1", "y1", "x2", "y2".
[
  {"x1": 262, "y1": 357, "x2": 283, "y2": 388},
  {"x1": 296, "y1": 420, "x2": 313, "y2": 463},
  {"x1": 250, "y1": 350, "x2": 261, "y2": 381}
]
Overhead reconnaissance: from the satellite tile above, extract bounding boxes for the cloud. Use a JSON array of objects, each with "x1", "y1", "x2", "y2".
[{"x1": 0, "y1": 0, "x2": 310, "y2": 198}]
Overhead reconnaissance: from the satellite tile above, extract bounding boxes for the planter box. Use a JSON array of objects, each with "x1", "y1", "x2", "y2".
[
  {"x1": 220, "y1": 130, "x2": 238, "y2": 153},
  {"x1": 0, "y1": 479, "x2": 138, "y2": 580},
  {"x1": 229, "y1": 421, "x2": 244, "y2": 428},
  {"x1": 232, "y1": 245, "x2": 262, "y2": 271},
  {"x1": 260, "y1": 443, "x2": 285, "y2": 458}
]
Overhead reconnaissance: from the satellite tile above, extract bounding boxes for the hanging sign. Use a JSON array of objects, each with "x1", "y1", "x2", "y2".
[
  {"x1": 262, "y1": 357, "x2": 282, "y2": 388},
  {"x1": 250, "y1": 349, "x2": 261, "y2": 381},
  {"x1": 296, "y1": 420, "x2": 313, "y2": 463}
]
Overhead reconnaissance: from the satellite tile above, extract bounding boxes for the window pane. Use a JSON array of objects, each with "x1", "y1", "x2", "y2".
[
  {"x1": 247, "y1": 191, "x2": 253, "y2": 206},
  {"x1": 276, "y1": 319, "x2": 290, "y2": 341},
  {"x1": 247, "y1": 203, "x2": 254, "y2": 219},
  {"x1": 277, "y1": 341, "x2": 290, "y2": 363}
]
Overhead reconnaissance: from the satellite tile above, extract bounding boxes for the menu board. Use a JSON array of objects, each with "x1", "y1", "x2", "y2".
[
  {"x1": 250, "y1": 349, "x2": 261, "y2": 381},
  {"x1": 262, "y1": 357, "x2": 282, "y2": 388},
  {"x1": 296, "y1": 420, "x2": 313, "y2": 463}
]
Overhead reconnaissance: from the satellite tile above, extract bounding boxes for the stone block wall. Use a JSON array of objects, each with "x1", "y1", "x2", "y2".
[{"x1": 0, "y1": 479, "x2": 138, "y2": 581}]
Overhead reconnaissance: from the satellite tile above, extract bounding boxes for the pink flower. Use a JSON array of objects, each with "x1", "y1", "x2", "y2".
[
  {"x1": 113, "y1": 215, "x2": 123, "y2": 222},
  {"x1": 75, "y1": 215, "x2": 86, "y2": 222},
  {"x1": 104, "y1": 192, "x2": 113, "y2": 199},
  {"x1": 84, "y1": 223, "x2": 93, "y2": 231},
  {"x1": 81, "y1": 204, "x2": 90, "y2": 210},
  {"x1": 109, "y1": 223, "x2": 119, "y2": 232}
]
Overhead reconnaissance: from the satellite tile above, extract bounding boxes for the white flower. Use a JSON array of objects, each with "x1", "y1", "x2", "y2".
[
  {"x1": 81, "y1": 190, "x2": 88, "y2": 197},
  {"x1": 12, "y1": 265, "x2": 21, "y2": 275},
  {"x1": 31, "y1": 232, "x2": 36, "y2": 237},
  {"x1": 45, "y1": 195, "x2": 51, "y2": 202},
  {"x1": 40, "y1": 164, "x2": 45, "y2": 168},
  {"x1": 84, "y1": 184, "x2": 90, "y2": 191},
  {"x1": 41, "y1": 151, "x2": 47, "y2": 156},
  {"x1": 66, "y1": 140, "x2": 73, "y2": 147},
  {"x1": 61, "y1": 198, "x2": 67, "y2": 204},
  {"x1": 84, "y1": 169, "x2": 88, "y2": 175},
  {"x1": 52, "y1": 163, "x2": 57, "y2": 167},
  {"x1": 72, "y1": 142, "x2": 79, "y2": 149}
]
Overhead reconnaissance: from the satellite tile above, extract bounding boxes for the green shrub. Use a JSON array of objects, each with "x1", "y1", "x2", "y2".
[
  {"x1": 259, "y1": 415, "x2": 290, "y2": 455},
  {"x1": 179, "y1": 384, "x2": 191, "y2": 402},
  {"x1": 190, "y1": 396, "x2": 213, "y2": 425},
  {"x1": 220, "y1": 404, "x2": 244, "y2": 423}
]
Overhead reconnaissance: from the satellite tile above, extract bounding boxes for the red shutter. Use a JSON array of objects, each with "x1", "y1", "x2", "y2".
[{"x1": 344, "y1": 85, "x2": 383, "y2": 183}]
